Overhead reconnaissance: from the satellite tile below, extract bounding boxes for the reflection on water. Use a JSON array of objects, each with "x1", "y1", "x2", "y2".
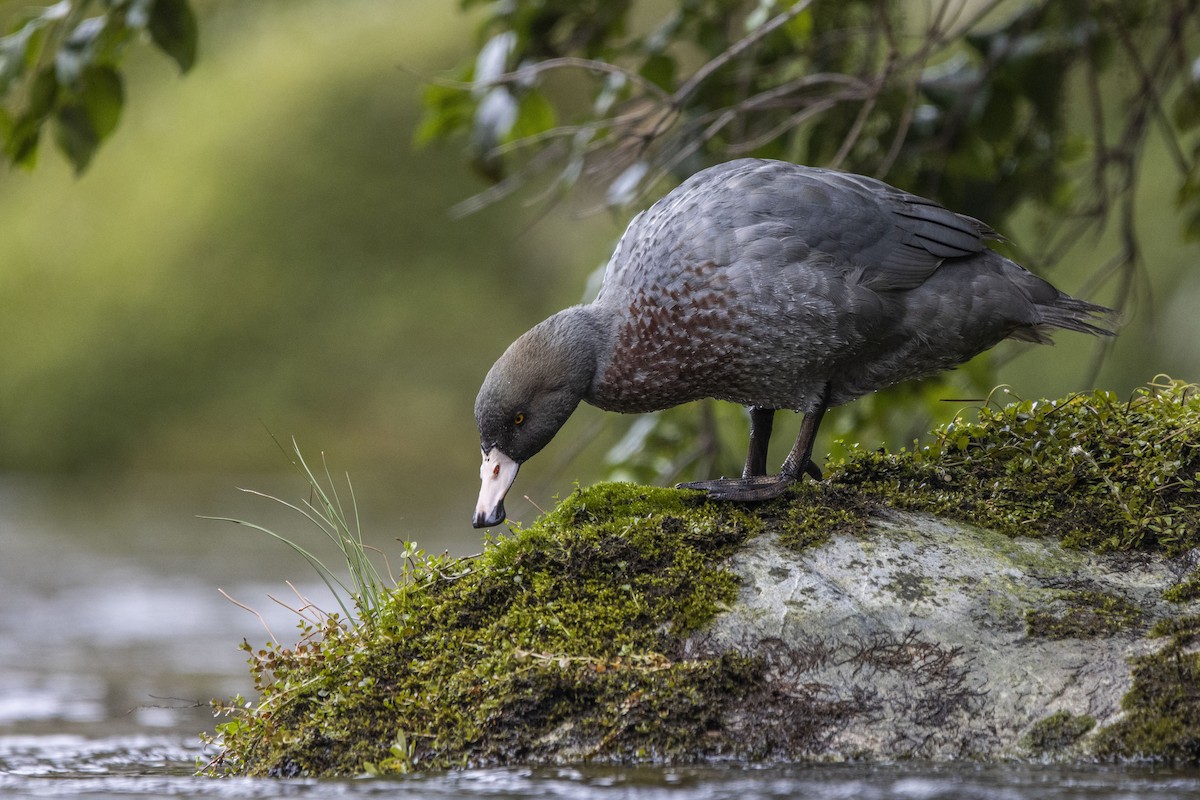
[{"x1": 2, "y1": 475, "x2": 1199, "y2": 799}]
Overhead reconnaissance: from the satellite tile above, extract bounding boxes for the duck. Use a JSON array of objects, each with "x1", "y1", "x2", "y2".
[{"x1": 472, "y1": 158, "x2": 1115, "y2": 528}]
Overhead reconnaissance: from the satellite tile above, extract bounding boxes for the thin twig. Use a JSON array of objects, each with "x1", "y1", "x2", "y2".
[
  {"x1": 448, "y1": 55, "x2": 674, "y2": 105},
  {"x1": 218, "y1": 588, "x2": 278, "y2": 644},
  {"x1": 829, "y1": 79, "x2": 882, "y2": 169},
  {"x1": 672, "y1": 1, "x2": 815, "y2": 105}
]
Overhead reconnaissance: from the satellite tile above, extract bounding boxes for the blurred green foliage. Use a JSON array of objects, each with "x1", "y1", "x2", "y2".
[
  {"x1": 417, "y1": 0, "x2": 1195, "y2": 220},
  {"x1": 0, "y1": 0, "x2": 197, "y2": 172},
  {"x1": 0, "y1": 1, "x2": 617, "y2": 488},
  {"x1": 421, "y1": 0, "x2": 1199, "y2": 230}
]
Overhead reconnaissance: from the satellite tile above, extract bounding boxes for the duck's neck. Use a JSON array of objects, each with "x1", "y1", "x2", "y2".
[{"x1": 532, "y1": 305, "x2": 616, "y2": 400}]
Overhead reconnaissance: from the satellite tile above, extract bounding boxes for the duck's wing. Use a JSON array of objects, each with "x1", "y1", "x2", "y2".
[
  {"x1": 771, "y1": 167, "x2": 1000, "y2": 292},
  {"x1": 595, "y1": 159, "x2": 1001, "y2": 304}
]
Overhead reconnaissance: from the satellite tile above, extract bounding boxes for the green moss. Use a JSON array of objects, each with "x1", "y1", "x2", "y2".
[
  {"x1": 206, "y1": 381, "x2": 1200, "y2": 775},
  {"x1": 745, "y1": 380, "x2": 1200, "y2": 562},
  {"x1": 831, "y1": 379, "x2": 1200, "y2": 554},
  {"x1": 1092, "y1": 616, "x2": 1200, "y2": 761},
  {"x1": 1148, "y1": 614, "x2": 1200, "y2": 643},
  {"x1": 768, "y1": 483, "x2": 871, "y2": 552},
  {"x1": 207, "y1": 482, "x2": 771, "y2": 776},
  {"x1": 1021, "y1": 711, "x2": 1096, "y2": 753},
  {"x1": 1025, "y1": 589, "x2": 1143, "y2": 639},
  {"x1": 1163, "y1": 568, "x2": 1200, "y2": 604}
]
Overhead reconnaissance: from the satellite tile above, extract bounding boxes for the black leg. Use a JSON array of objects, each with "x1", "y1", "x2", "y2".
[
  {"x1": 743, "y1": 407, "x2": 775, "y2": 478},
  {"x1": 678, "y1": 384, "x2": 831, "y2": 501},
  {"x1": 779, "y1": 391, "x2": 829, "y2": 482}
]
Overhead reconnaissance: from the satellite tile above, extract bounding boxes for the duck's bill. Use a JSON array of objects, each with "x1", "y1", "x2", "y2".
[{"x1": 474, "y1": 448, "x2": 520, "y2": 528}]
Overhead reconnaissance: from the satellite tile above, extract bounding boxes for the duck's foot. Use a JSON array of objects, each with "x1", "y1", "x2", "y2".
[{"x1": 677, "y1": 473, "x2": 796, "y2": 501}]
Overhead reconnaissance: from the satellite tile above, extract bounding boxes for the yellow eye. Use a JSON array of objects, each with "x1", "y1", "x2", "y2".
[{"x1": 513, "y1": 412, "x2": 525, "y2": 426}]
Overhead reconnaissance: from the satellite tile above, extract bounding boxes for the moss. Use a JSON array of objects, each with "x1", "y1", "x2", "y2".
[
  {"x1": 768, "y1": 483, "x2": 871, "y2": 552},
  {"x1": 1025, "y1": 589, "x2": 1144, "y2": 639},
  {"x1": 1092, "y1": 616, "x2": 1200, "y2": 761},
  {"x1": 1148, "y1": 614, "x2": 1200, "y2": 644},
  {"x1": 206, "y1": 381, "x2": 1200, "y2": 775},
  {"x1": 1021, "y1": 711, "x2": 1096, "y2": 753},
  {"x1": 207, "y1": 481, "x2": 773, "y2": 776},
  {"x1": 831, "y1": 379, "x2": 1200, "y2": 554},
  {"x1": 1163, "y1": 568, "x2": 1200, "y2": 604}
]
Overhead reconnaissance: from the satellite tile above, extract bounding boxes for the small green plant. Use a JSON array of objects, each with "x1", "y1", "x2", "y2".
[
  {"x1": 363, "y1": 732, "x2": 417, "y2": 775},
  {"x1": 201, "y1": 437, "x2": 391, "y2": 629},
  {"x1": 198, "y1": 438, "x2": 474, "y2": 776}
]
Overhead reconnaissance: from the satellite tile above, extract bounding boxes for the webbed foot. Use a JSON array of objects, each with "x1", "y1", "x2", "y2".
[{"x1": 677, "y1": 473, "x2": 797, "y2": 501}]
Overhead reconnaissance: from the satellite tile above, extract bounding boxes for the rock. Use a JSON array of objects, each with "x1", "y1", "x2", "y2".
[{"x1": 700, "y1": 510, "x2": 1192, "y2": 760}]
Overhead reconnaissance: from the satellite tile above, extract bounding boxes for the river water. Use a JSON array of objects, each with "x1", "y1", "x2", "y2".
[{"x1": 2, "y1": 475, "x2": 1198, "y2": 799}]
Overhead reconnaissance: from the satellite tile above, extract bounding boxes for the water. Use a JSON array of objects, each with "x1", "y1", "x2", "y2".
[
  {"x1": 6, "y1": 749, "x2": 1200, "y2": 800},
  {"x1": 2, "y1": 476, "x2": 1198, "y2": 799}
]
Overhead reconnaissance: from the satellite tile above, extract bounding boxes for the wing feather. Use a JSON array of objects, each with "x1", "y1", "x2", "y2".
[{"x1": 597, "y1": 159, "x2": 1003, "y2": 300}]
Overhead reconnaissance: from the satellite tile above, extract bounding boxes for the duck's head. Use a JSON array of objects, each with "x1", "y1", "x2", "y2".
[{"x1": 473, "y1": 308, "x2": 600, "y2": 528}]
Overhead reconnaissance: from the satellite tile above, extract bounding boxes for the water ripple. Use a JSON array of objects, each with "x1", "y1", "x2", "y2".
[{"x1": 1, "y1": 740, "x2": 1199, "y2": 800}]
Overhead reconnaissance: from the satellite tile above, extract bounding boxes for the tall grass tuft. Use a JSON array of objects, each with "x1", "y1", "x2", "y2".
[{"x1": 203, "y1": 437, "x2": 391, "y2": 630}]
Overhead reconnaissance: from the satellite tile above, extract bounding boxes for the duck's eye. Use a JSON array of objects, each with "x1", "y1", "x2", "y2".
[{"x1": 513, "y1": 412, "x2": 526, "y2": 426}]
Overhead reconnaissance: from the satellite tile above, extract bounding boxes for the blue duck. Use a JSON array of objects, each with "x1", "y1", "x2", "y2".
[{"x1": 473, "y1": 158, "x2": 1115, "y2": 528}]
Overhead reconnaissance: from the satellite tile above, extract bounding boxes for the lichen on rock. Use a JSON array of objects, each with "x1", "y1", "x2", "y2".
[{"x1": 205, "y1": 380, "x2": 1200, "y2": 776}]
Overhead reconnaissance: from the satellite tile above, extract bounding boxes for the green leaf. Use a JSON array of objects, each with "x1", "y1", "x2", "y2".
[
  {"x1": 507, "y1": 88, "x2": 557, "y2": 142},
  {"x1": 783, "y1": 6, "x2": 814, "y2": 42},
  {"x1": 78, "y1": 65, "x2": 124, "y2": 139},
  {"x1": 0, "y1": 23, "x2": 38, "y2": 95},
  {"x1": 414, "y1": 80, "x2": 474, "y2": 146},
  {"x1": 639, "y1": 53, "x2": 676, "y2": 91},
  {"x1": 54, "y1": 102, "x2": 99, "y2": 174},
  {"x1": 27, "y1": 65, "x2": 59, "y2": 120},
  {"x1": 149, "y1": 0, "x2": 198, "y2": 73},
  {"x1": 6, "y1": 114, "x2": 41, "y2": 167},
  {"x1": 3, "y1": 64, "x2": 58, "y2": 167},
  {"x1": 56, "y1": 17, "x2": 105, "y2": 86}
]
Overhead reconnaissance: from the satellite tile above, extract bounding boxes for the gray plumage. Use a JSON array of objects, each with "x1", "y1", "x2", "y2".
[{"x1": 472, "y1": 158, "x2": 1115, "y2": 527}]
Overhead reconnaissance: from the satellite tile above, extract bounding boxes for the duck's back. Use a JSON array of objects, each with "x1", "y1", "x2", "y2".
[{"x1": 588, "y1": 159, "x2": 1107, "y2": 414}]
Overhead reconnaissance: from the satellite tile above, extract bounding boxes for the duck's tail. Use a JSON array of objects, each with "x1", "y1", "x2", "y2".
[{"x1": 1010, "y1": 295, "x2": 1120, "y2": 344}]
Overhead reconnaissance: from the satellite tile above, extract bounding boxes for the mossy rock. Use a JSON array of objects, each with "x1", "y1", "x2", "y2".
[
  {"x1": 702, "y1": 509, "x2": 1190, "y2": 761},
  {"x1": 207, "y1": 380, "x2": 1200, "y2": 775}
]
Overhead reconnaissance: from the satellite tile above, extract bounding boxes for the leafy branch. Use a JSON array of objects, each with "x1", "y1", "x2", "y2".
[
  {"x1": 423, "y1": 1, "x2": 1199, "y2": 290},
  {"x1": 0, "y1": 0, "x2": 197, "y2": 173}
]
